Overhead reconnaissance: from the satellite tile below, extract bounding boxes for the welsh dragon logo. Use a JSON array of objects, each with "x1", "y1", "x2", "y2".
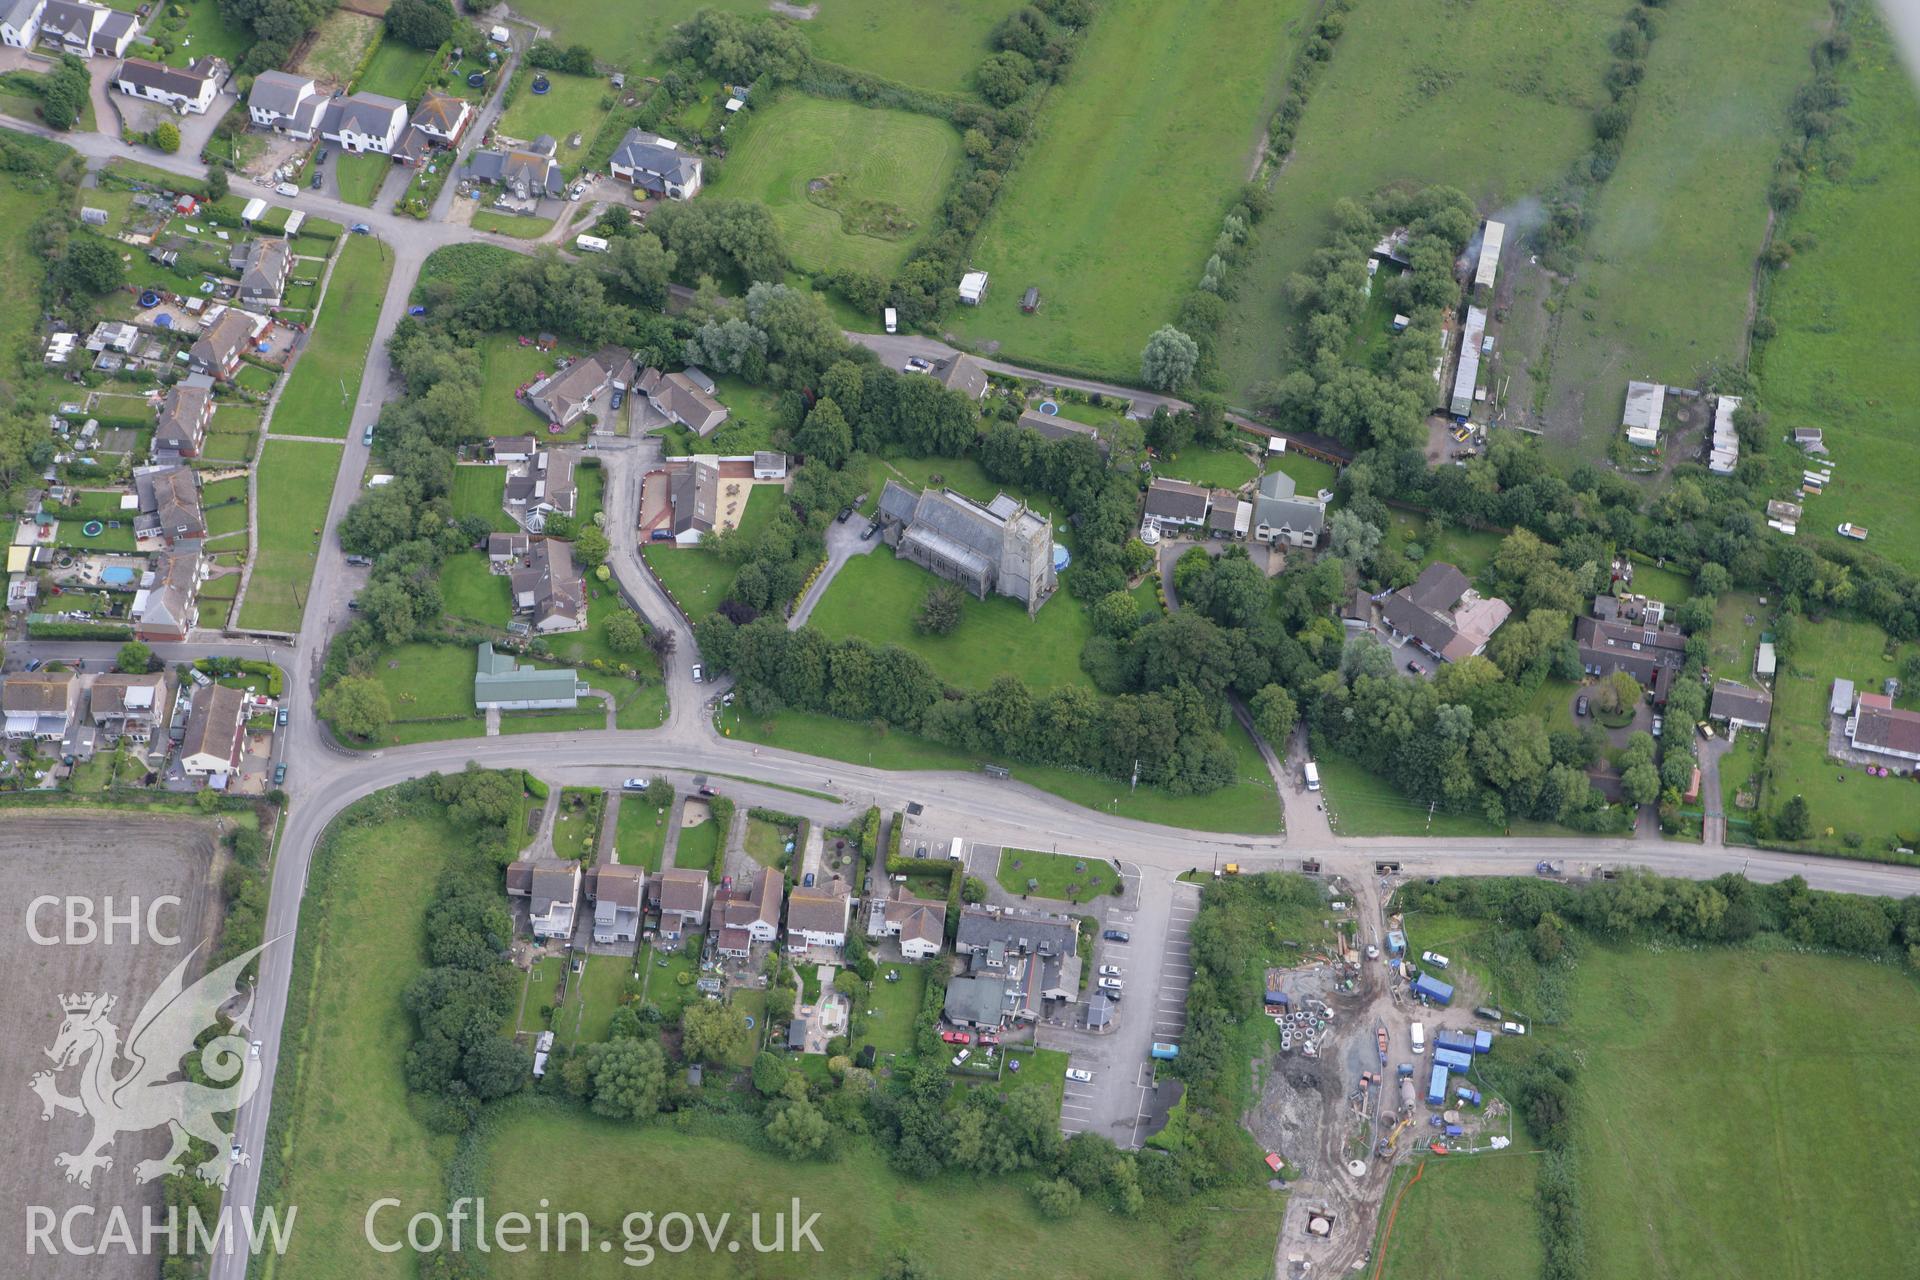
[{"x1": 30, "y1": 942, "x2": 269, "y2": 1190}]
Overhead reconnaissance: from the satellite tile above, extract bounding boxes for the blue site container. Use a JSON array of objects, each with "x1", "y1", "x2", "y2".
[
  {"x1": 1397, "y1": 1062, "x2": 1414, "y2": 1078},
  {"x1": 1473, "y1": 1030, "x2": 1494, "y2": 1054},
  {"x1": 1412, "y1": 973, "x2": 1455, "y2": 1005},
  {"x1": 1386, "y1": 930, "x2": 1407, "y2": 955},
  {"x1": 1426, "y1": 1064, "x2": 1447, "y2": 1105},
  {"x1": 1444, "y1": 1124, "x2": 1464, "y2": 1137},
  {"x1": 1434, "y1": 1032, "x2": 1476, "y2": 1055},
  {"x1": 1433, "y1": 1047, "x2": 1473, "y2": 1072}
]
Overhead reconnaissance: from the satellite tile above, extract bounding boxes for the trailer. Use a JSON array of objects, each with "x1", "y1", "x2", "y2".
[
  {"x1": 1426, "y1": 1064, "x2": 1448, "y2": 1105},
  {"x1": 1455, "y1": 1085, "x2": 1482, "y2": 1106},
  {"x1": 1444, "y1": 1124, "x2": 1464, "y2": 1138},
  {"x1": 1412, "y1": 973, "x2": 1455, "y2": 1005},
  {"x1": 1433, "y1": 1047, "x2": 1473, "y2": 1072}
]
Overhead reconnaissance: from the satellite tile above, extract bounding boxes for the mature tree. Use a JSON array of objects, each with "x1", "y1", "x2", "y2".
[
  {"x1": 765, "y1": 1099, "x2": 831, "y2": 1158},
  {"x1": 59, "y1": 233, "x2": 126, "y2": 295},
  {"x1": 1620, "y1": 760, "x2": 1660, "y2": 807},
  {"x1": 1032, "y1": 1177, "x2": 1081, "y2": 1218},
  {"x1": 1595, "y1": 669, "x2": 1642, "y2": 715},
  {"x1": 152, "y1": 121, "x2": 181, "y2": 153},
  {"x1": 1092, "y1": 589, "x2": 1142, "y2": 638},
  {"x1": 462, "y1": 1036, "x2": 528, "y2": 1100},
  {"x1": 358, "y1": 576, "x2": 419, "y2": 644},
  {"x1": 116, "y1": 641, "x2": 152, "y2": 674},
  {"x1": 684, "y1": 317, "x2": 768, "y2": 377},
  {"x1": 588, "y1": 1037, "x2": 667, "y2": 1119},
  {"x1": 1327, "y1": 509, "x2": 1382, "y2": 572},
  {"x1": 1250, "y1": 683, "x2": 1298, "y2": 745},
  {"x1": 794, "y1": 396, "x2": 853, "y2": 467},
  {"x1": 317, "y1": 675, "x2": 391, "y2": 740},
  {"x1": 1139, "y1": 326, "x2": 1199, "y2": 391},
  {"x1": 752, "y1": 1050, "x2": 792, "y2": 1096},
  {"x1": 37, "y1": 54, "x2": 89, "y2": 129},
  {"x1": 441, "y1": 766, "x2": 522, "y2": 830},
  {"x1": 1777, "y1": 794, "x2": 1811, "y2": 842},
  {"x1": 961, "y1": 875, "x2": 987, "y2": 903},
  {"x1": 385, "y1": 0, "x2": 454, "y2": 48},
  {"x1": 603, "y1": 231, "x2": 675, "y2": 308},
  {"x1": 572, "y1": 524, "x2": 610, "y2": 567},
  {"x1": 605, "y1": 609, "x2": 648, "y2": 654},
  {"x1": 681, "y1": 1000, "x2": 750, "y2": 1063},
  {"x1": 914, "y1": 582, "x2": 964, "y2": 636},
  {"x1": 974, "y1": 50, "x2": 1034, "y2": 106},
  {"x1": 650, "y1": 199, "x2": 787, "y2": 287}
]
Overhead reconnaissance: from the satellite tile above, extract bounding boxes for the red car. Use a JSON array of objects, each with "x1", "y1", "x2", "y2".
[
  {"x1": 977, "y1": 1032, "x2": 1000, "y2": 1046},
  {"x1": 940, "y1": 1030, "x2": 972, "y2": 1045}
]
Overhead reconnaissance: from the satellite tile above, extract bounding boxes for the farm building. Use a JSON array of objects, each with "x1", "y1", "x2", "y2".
[
  {"x1": 1622, "y1": 381, "x2": 1665, "y2": 449},
  {"x1": 1709, "y1": 394, "x2": 1741, "y2": 474},
  {"x1": 1472, "y1": 220, "x2": 1505, "y2": 290},
  {"x1": 1448, "y1": 306, "x2": 1487, "y2": 420}
]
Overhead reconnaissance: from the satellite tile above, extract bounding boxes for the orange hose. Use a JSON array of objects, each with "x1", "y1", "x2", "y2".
[{"x1": 1370, "y1": 1160, "x2": 1425, "y2": 1280}]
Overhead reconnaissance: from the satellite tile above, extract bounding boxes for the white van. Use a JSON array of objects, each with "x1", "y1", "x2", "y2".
[
  {"x1": 884, "y1": 306, "x2": 898, "y2": 334},
  {"x1": 1303, "y1": 761, "x2": 1321, "y2": 792},
  {"x1": 1410, "y1": 1021, "x2": 1426, "y2": 1054},
  {"x1": 948, "y1": 836, "x2": 965, "y2": 862}
]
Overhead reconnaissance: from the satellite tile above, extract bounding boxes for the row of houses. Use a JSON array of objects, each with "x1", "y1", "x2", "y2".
[
  {"x1": 1142, "y1": 470, "x2": 1327, "y2": 548},
  {"x1": 248, "y1": 72, "x2": 475, "y2": 164},
  {"x1": 3, "y1": 668, "x2": 254, "y2": 774},
  {"x1": 1, "y1": 0, "x2": 137, "y2": 58}
]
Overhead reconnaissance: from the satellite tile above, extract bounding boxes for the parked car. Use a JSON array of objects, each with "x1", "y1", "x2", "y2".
[
  {"x1": 317, "y1": 148, "x2": 329, "y2": 163},
  {"x1": 610, "y1": 388, "x2": 624, "y2": 410},
  {"x1": 1651, "y1": 715, "x2": 1664, "y2": 737},
  {"x1": 276, "y1": 707, "x2": 289, "y2": 726},
  {"x1": 836, "y1": 506, "x2": 854, "y2": 523},
  {"x1": 1098, "y1": 977, "x2": 1124, "y2": 992},
  {"x1": 1502, "y1": 1021, "x2": 1528, "y2": 1036},
  {"x1": 273, "y1": 763, "x2": 286, "y2": 785},
  {"x1": 622, "y1": 777, "x2": 648, "y2": 791},
  {"x1": 1406, "y1": 660, "x2": 1422, "y2": 673},
  {"x1": 249, "y1": 1040, "x2": 261, "y2": 1059},
  {"x1": 1065, "y1": 1068, "x2": 1093, "y2": 1084},
  {"x1": 860, "y1": 521, "x2": 879, "y2": 541},
  {"x1": 275, "y1": 182, "x2": 298, "y2": 196},
  {"x1": 1102, "y1": 929, "x2": 1130, "y2": 942},
  {"x1": 950, "y1": 1048, "x2": 971, "y2": 1067},
  {"x1": 802, "y1": 872, "x2": 815, "y2": 888},
  {"x1": 25, "y1": 658, "x2": 42, "y2": 672},
  {"x1": 1098, "y1": 964, "x2": 1123, "y2": 977},
  {"x1": 903, "y1": 357, "x2": 932, "y2": 373},
  {"x1": 941, "y1": 1030, "x2": 970, "y2": 1045},
  {"x1": 1575, "y1": 694, "x2": 1590, "y2": 717},
  {"x1": 1421, "y1": 951, "x2": 1450, "y2": 969},
  {"x1": 690, "y1": 664, "x2": 703, "y2": 683},
  {"x1": 362, "y1": 425, "x2": 373, "y2": 446},
  {"x1": 309, "y1": 173, "x2": 322, "y2": 189},
  {"x1": 350, "y1": 223, "x2": 371, "y2": 235}
]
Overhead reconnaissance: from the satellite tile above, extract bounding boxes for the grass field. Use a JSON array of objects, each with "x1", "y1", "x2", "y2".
[
  {"x1": 716, "y1": 96, "x2": 962, "y2": 276},
  {"x1": 272, "y1": 236, "x2": 394, "y2": 438},
  {"x1": 720, "y1": 704, "x2": 1281, "y2": 833},
  {"x1": 451, "y1": 464, "x2": 516, "y2": 530},
  {"x1": 1318, "y1": 750, "x2": 1503, "y2": 837},
  {"x1": 996, "y1": 847, "x2": 1120, "y2": 902},
  {"x1": 353, "y1": 36, "x2": 432, "y2": 98},
  {"x1": 1218, "y1": 0, "x2": 1620, "y2": 399},
  {"x1": 1753, "y1": 12, "x2": 1920, "y2": 567},
  {"x1": 264, "y1": 806, "x2": 460, "y2": 1280},
  {"x1": 1532, "y1": 0, "x2": 1828, "y2": 459},
  {"x1": 440, "y1": 551, "x2": 508, "y2": 624},
  {"x1": 1159, "y1": 445, "x2": 1258, "y2": 490},
  {"x1": 1385, "y1": 511, "x2": 1505, "y2": 585},
  {"x1": 511, "y1": 0, "x2": 1009, "y2": 93},
  {"x1": 368, "y1": 641, "x2": 478, "y2": 720},
  {"x1": 479, "y1": 1110, "x2": 1279, "y2": 1278},
  {"x1": 613, "y1": 791, "x2": 671, "y2": 871},
  {"x1": 237, "y1": 439, "x2": 341, "y2": 631},
  {"x1": 0, "y1": 151, "x2": 64, "y2": 421},
  {"x1": 331, "y1": 151, "x2": 389, "y2": 207},
  {"x1": 945, "y1": 0, "x2": 1312, "y2": 378},
  {"x1": 497, "y1": 72, "x2": 609, "y2": 162},
  {"x1": 1374, "y1": 1153, "x2": 1546, "y2": 1280},
  {"x1": 808, "y1": 552, "x2": 1094, "y2": 692},
  {"x1": 1759, "y1": 617, "x2": 1920, "y2": 858},
  {"x1": 294, "y1": 9, "x2": 382, "y2": 85}
]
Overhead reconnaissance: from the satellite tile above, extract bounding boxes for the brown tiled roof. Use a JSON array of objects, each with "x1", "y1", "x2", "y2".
[
  {"x1": 3, "y1": 670, "x2": 75, "y2": 714},
  {"x1": 179, "y1": 683, "x2": 244, "y2": 764},
  {"x1": 654, "y1": 867, "x2": 708, "y2": 914},
  {"x1": 786, "y1": 885, "x2": 849, "y2": 935}
]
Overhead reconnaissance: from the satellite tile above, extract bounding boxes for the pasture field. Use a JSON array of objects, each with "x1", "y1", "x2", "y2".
[
  {"x1": 1374, "y1": 1152, "x2": 1546, "y2": 1280},
  {"x1": 1752, "y1": 12, "x2": 1920, "y2": 567},
  {"x1": 511, "y1": 0, "x2": 1009, "y2": 93},
  {"x1": 262, "y1": 806, "x2": 462, "y2": 1280},
  {"x1": 272, "y1": 235, "x2": 394, "y2": 439},
  {"x1": 716, "y1": 96, "x2": 962, "y2": 276},
  {"x1": 945, "y1": 0, "x2": 1312, "y2": 379},
  {"x1": 497, "y1": 72, "x2": 610, "y2": 161},
  {"x1": 237, "y1": 439, "x2": 341, "y2": 631},
  {"x1": 1217, "y1": 0, "x2": 1620, "y2": 399},
  {"x1": 807, "y1": 552, "x2": 1095, "y2": 692},
  {"x1": 478, "y1": 1109, "x2": 1278, "y2": 1279},
  {"x1": 1531, "y1": 0, "x2": 1828, "y2": 459}
]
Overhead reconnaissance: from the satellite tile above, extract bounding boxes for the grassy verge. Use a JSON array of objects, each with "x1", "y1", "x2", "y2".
[
  {"x1": 271, "y1": 235, "x2": 395, "y2": 439},
  {"x1": 237, "y1": 439, "x2": 342, "y2": 631},
  {"x1": 996, "y1": 847, "x2": 1121, "y2": 903}
]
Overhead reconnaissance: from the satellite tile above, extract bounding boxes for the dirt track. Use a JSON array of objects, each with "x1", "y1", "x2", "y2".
[{"x1": 0, "y1": 812, "x2": 226, "y2": 1279}]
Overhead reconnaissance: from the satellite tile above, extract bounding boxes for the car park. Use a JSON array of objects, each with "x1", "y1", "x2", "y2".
[
  {"x1": 1065, "y1": 1068, "x2": 1093, "y2": 1083},
  {"x1": 1103, "y1": 929, "x2": 1130, "y2": 942},
  {"x1": 1421, "y1": 951, "x2": 1450, "y2": 968}
]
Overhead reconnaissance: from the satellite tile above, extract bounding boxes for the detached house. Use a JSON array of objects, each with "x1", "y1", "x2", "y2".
[
  {"x1": 866, "y1": 882, "x2": 947, "y2": 961},
  {"x1": 929, "y1": 353, "x2": 988, "y2": 400},
  {"x1": 472, "y1": 641, "x2": 581, "y2": 711},
  {"x1": 712, "y1": 865, "x2": 782, "y2": 959},
  {"x1": 1252, "y1": 469, "x2": 1326, "y2": 548},
  {"x1": 319, "y1": 91, "x2": 407, "y2": 155},
  {"x1": 1, "y1": 0, "x2": 46, "y2": 49},
  {"x1": 466, "y1": 134, "x2": 565, "y2": 203},
  {"x1": 228, "y1": 237, "x2": 292, "y2": 305},
  {"x1": 503, "y1": 449, "x2": 577, "y2": 524},
  {"x1": 508, "y1": 538, "x2": 586, "y2": 633},
  {"x1": 113, "y1": 56, "x2": 219, "y2": 114},
  {"x1": 505, "y1": 857, "x2": 581, "y2": 940},
  {"x1": 394, "y1": 89, "x2": 472, "y2": 164},
  {"x1": 133, "y1": 464, "x2": 205, "y2": 543},
  {"x1": 1708, "y1": 680, "x2": 1773, "y2": 733},
  {"x1": 526, "y1": 346, "x2": 635, "y2": 429},
  {"x1": 657, "y1": 458, "x2": 718, "y2": 544},
  {"x1": 3, "y1": 670, "x2": 79, "y2": 741},
  {"x1": 178, "y1": 682, "x2": 245, "y2": 775},
  {"x1": 189, "y1": 305, "x2": 268, "y2": 379},
  {"x1": 637, "y1": 367, "x2": 728, "y2": 435},
  {"x1": 247, "y1": 70, "x2": 325, "y2": 138},
  {"x1": 1845, "y1": 693, "x2": 1920, "y2": 765},
  {"x1": 585, "y1": 864, "x2": 644, "y2": 946},
  {"x1": 607, "y1": 129, "x2": 702, "y2": 199},
  {"x1": 1142, "y1": 476, "x2": 1210, "y2": 532},
  {"x1": 784, "y1": 884, "x2": 851, "y2": 956},
  {"x1": 152, "y1": 377, "x2": 214, "y2": 458},
  {"x1": 1381, "y1": 562, "x2": 1512, "y2": 666},
  {"x1": 130, "y1": 547, "x2": 202, "y2": 640},
  {"x1": 651, "y1": 867, "x2": 710, "y2": 943},
  {"x1": 1573, "y1": 612, "x2": 1688, "y2": 702},
  {"x1": 89, "y1": 671, "x2": 168, "y2": 743},
  {"x1": 37, "y1": 0, "x2": 137, "y2": 57}
]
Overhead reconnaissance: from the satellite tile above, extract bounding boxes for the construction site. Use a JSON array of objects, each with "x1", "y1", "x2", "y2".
[{"x1": 1247, "y1": 867, "x2": 1518, "y2": 1278}]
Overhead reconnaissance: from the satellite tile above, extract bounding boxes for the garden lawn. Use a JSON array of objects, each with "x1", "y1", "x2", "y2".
[
  {"x1": 238, "y1": 439, "x2": 341, "y2": 631},
  {"x1": 557, "y1": 952, "x2": 631, "y2": 1046},
  {"x1": 331, "y1": 151, "x2": 389, "y2": 207},
  {"x1": 715, "y1": 96, "x2": 961, "y2": 276},
  {"x1": 480, "y1": 1111, "x2": 1280, "y2": 1279},
  {"x1": 201, "y1": 475, "x2": 248, "y2": 537},
  {"x1": 475, "y1": 331, "x2": 577, "y2": 435},
  {"x1": 497, "y1": 72, "x2": 609, "y2": 165},
  {"x1": 1757, "y1": 616, "x2": 1920, "y2": 861},
  {"x1": 641, "y1": 945, "x2": 698, "y2": 1022},
  {"x1": 471, "y1": 210, "x2": 555, "y2": 239},
  {"x1": 451, "y1": 463, "x2": 516, "y2": 530},
  {"x1": 996, "y1": 847, "x2": 1121, "y2": 903},
  {"x1": 55, "y1": 490, "x2": 138, "y2": 551},
  {"x1": 1386, "y1": 511, "x2": 1504, "y2": 586},
  {"x1": 203, "y1": 404, "x2": 262, "y2": 461},
  {"x1": 551, "y1": 787, "x2": 604, "y2": 860},
  {"x1": 1535, "y1": 0, "x2": 1828, "y2": 460},
  {"x1": 644, "y1": 541, "x2": 739, "y2": 617},
  {"x1": 262, "y1": 806, "x2": 462, "y2": 1280},
  {"x1": 272, "y1": 235, "x2": 395, "y2": 439},
  {"x1": 743, "y1": 815, "x2": 792, "y2": 868},
  {"x1": 543, "y1": 587, "x2": 661, "y2": 674},
  {"x1": 808, "y1": 552, "x2": 1094, "y2": 692},
  {"x1": 150, "y1": 0, "x2": 253, "y2": 69},
  {"x1": 674, "y1": 817, "x2": 720, "y2": 875},
  {"x1": 366, "y1": 641, "x2": 479, "y2": 721},
  {"x1": 613, "y1": 792, "x2": 671, "y2": 872},
  {"x1": 946, "y1": 0, "x2": 1313, "y2": 379},
  {"x1": 353, "y1": 36, "x2": 432, "y2": 98},
  {"x1": 439, "y1": 551, "x2": 508, "y2": 625},
  {"x1": 1158, "y1": 446, "x2": 1257, "y2": 490},
  {"x1": 1753, "y1": 10, "x2": 1920, "y2": 569},
  {"x1": 720, "y1": 705, "x2": 1282, "y2": 833},
  {"x1": 293, "y1": 9, "x2": 381, "y2": 85},
  {"x1": 856, "y1": 961, "x2": 928, "y2": 1058},
  {"x1": 1217, "y1": 0, "x2": 1621, "y2": 399},
  {"x1": 1374, "y1": 1152, "x2": 1546, "y2": 1280}
]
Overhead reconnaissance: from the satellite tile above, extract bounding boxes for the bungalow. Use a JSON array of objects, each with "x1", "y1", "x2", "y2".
[
  {"x1": 1708, "y1": 680, "x2": 1772, "y2": 732},
  {"x1": 1142, "y1": 476, "x2": 1210, "y2": 532},
  {"x1": 507, "y1": 538, "x2": 586, "y2": 633},
  {"x1": 657, "y1": 458, "x2": 718, "y2": 544},
  {"x1": 1017, "y1": 409, "x2": 1105, "y2": 452},
  {"x1": 37, "y1": 0, "x2": 136, "y2": 57},
  {"x1": 1, "y1": 0, "x2": 45, "y2": 48},
  {"x1": 637, "y1": 367, "x2": 728, "y2": 435},
  {"x1": 178, "y1": 682, "x2": 245, "y2": 775},
  {"x1": 113, "y1": 56, "x2": 219, "y2": 114},
  {"x1": 784, "y1": 884, "x2": 851, "y2": 956},
  {"x1": 3, "y1": 670, "x2": 79, "y2": 741},
  {"x1": 527, "y1": 346, "x2": 636, "y2": 429},
  {"x1": 1381, "y1": 562, "x2": 1512, "y2": 665},
  {"x1": 865, "y1": 882, "x2": 947, "y2": 961},
  {"x1": 228, "y1": 236, "x2": 292, "y2": 305},
  {"x1": 394, "y1": 89, "x2": 471, "y2": 163},
  {"x1": 930, "y1": 353, "x2": 988, "y2": 400},
  {"x1": 472, "y1": 641, "x2": 581, "y2": 710},
  {"x1": 466, "y1": 135, "x2": 565, "y2": 203},
  {"x1": 1573, "y1": 613, "x2": 1688, "y2": 703},
  {"x1": 319, "y1": 91, "x2": 407, "y2": 155},
  {"x1": 133, "y1": 464, "x2": 205, "y2": 543},
  {"x1": 152, "y1": 377, "x2": 214, "y2": 458},
  {"x1": 651, "y1": 867, "x2": 710, "y2": 941},
  {"x1": 89, "y1": 671, "x2": 168, "y2": 742},
  {"x1": 607, "y1": 129, "x2": 702, "y2": 199},
  {"x1": 585, "y1": 864, "x2": 644, "y2": 946},
  {"x1": 1846, "y1": 693, "x2": 1920, "y2": 765},
  {"x1": 188, "y1": 305, "x2": 268, "y2": 379},
  {"x1": 505, "y1": 857, "x2": 581, "y2": 940},
  {"x1": 1252, "y1": 469, "x2": 1326, "y2": 548},
  {"x1": 247, "y1": 70, "x2": 325, "y2": 138},
  {"x1": 130, "y1": 547, "x2": 202, "y2": 641},
  {"x1": 503, "y1": 449, "x2": 577, "y2": 523}
]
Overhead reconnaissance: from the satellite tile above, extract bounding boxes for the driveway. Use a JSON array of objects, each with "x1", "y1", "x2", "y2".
[{"x1": 788, "y1": 516, "x2": 879, "y2": 628}]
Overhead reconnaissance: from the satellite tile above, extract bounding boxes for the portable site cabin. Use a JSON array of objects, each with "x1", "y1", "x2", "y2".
[
  {"x1": 1412, "y1": 972, "x2": 1454, "y2": 1005},
  {"x1": 1385, "y1": 929, "x2": 1406, "y2": 955},
  {"x1": 1434, "y1": 1031, "x2": 1476, "y2": 1055},
  {"x1": 1472, "y1": 1030, "x2": 1494, "y2": 1054},
  {"x1": 1433, "y1": 1047, "x2": 1473, "y2": 1073},
  {"x1": 1426, "y1": 1064, "x2": 1448, "y2": 1105},
  {"x1": 240, "y1": 197, "x2": 266, "y2": 225}
]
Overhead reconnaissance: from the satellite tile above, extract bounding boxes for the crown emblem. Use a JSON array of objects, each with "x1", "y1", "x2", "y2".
[{"x1": 61, "y1": 992, "x2": 109, "y2": 1014}]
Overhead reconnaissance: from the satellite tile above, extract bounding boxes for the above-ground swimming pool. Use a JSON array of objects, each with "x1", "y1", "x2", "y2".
[{"x1": 100, "y1": 566, "x2": 136, "y2": 586}]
